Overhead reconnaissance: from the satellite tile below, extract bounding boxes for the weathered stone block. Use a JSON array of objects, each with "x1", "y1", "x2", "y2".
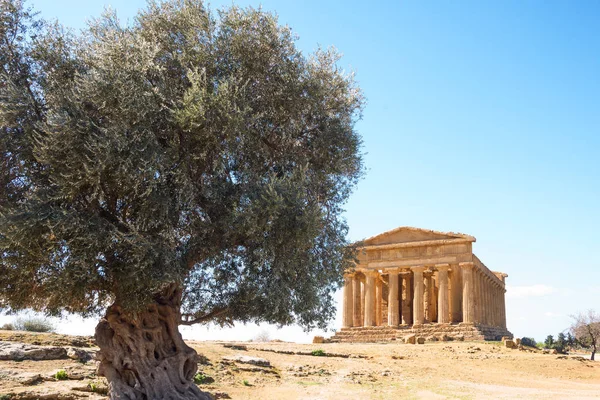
[
  {"x1": 504, "y1": 340, "x2": 516, "y2": 349},
  {"x1": 404, "y1": 334, "x2": 416, "y2": 344},
  {"x1": 313, "y1": 336, "x2": 324, "y2": 344}
]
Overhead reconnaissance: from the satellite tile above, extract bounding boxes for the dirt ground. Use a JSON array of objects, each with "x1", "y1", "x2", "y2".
[{"x1": 1, "y1": 330, "x2": 599, "y2": 399}]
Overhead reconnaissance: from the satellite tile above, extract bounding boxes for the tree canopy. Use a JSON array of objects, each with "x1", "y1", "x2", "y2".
[
  {"x1": 571, "y1": 310, "x2": 600, "y2": 360},
  {"x1": 0, "y1": 0, "x2": 364, "y2": 331}
]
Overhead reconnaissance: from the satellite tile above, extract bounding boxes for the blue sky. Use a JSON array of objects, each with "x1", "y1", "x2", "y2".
[{"x1": 10, "y1": 0, "x2": 599, "y2": 342}]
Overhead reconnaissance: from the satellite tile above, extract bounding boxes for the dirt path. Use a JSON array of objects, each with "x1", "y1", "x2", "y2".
[{"x1": 1, "y1": 331, "x2": 599, "y2": 399}]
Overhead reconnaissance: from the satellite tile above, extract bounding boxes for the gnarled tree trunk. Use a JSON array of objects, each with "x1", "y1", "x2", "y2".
[{"x1": 95, "y1": 286, "x2": 210, "y2": 400}]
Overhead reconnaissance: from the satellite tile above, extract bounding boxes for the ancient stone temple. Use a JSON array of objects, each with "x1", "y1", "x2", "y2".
[{"x1": 331, "y1": 227, "x2": 512, "y2": 342}]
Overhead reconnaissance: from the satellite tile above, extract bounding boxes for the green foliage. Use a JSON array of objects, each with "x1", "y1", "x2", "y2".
[
  {"x1": 54, "y1": 370, "x2": 68, "y2": 380},
  {"x1": 0, "y1": 0, "x2": 364, "y2": 331},
  {"x1": 242, "y1": 379, "x2": 251, "y2": 386},
  {"x1": 554, "y1": 332, "x2": 567, "y2": 353},
  {"x1": 311, "y1": 349, "x2": 326, "y2": 357},
  {"x1": 0, "y1": 394, "x2": 13, "y2": 400},
  {"x1": 193, "y1": 372, "x2": 214, "y2": 385},
  {"x1": 1, "y1": 323, "x2": 14, "y2": 330},
  {"x1": 520, "y1": 337, "x2": 536, "y2": 348},
  {"x1": 14, "y1": 316, "x2": 54, "y2": 332},
  {"x1": 544, "y1": 335, "x2": 554, "y2": 349}
]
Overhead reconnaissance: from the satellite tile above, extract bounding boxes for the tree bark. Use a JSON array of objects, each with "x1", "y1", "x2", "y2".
[{"x1": 95, "y1": 286, "x2": 211, "y2": 400}]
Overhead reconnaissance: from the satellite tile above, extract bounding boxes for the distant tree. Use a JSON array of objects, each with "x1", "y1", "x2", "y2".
[
  {"x1": 0, "y1": 1, "x2": 364, "y2": 398},
  {"x1": 555, "y1": 332, "x2": 567, "y2": 353},
  {"x1": 253, "y1": 329, "x2": 271, "y2": 343},
  {"x1": 544, "y1": 335, "x2": 555, "y2": 349},
  {"x1": 570, "y1": 310, "x2": 600, "y2": 361},
  {"x1": 521, "y1": 337, "x2": 537, "y2": 348},
  {"x1": 567, "y1": 332, "x2": 576, "y2": 347}
]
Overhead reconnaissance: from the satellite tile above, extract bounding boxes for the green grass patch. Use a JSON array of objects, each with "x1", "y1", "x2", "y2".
[
  {"x1": 194, "y1": 372, "x2": 214, "y2": 385},
  {"x1": 54, "y1": 370, "x2": 68, "y2": 380}
]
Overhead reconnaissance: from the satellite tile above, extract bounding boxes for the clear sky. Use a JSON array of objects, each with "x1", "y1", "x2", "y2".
[{"x1": 4, "y1": 0, "x2": 599, "y2": 343}]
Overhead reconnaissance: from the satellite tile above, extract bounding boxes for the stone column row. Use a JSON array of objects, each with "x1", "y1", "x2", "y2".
[
  {"x1": 459, "y1": 265, "x2": 507, "y2": 329},
  {"x1": 343, "y1": 262, "x2": 492, "y2": 328}
]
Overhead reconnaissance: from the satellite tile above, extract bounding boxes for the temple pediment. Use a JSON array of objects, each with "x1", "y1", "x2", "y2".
[{"x1": 362, "y1": 226, "x2": 475, "y2": 246}]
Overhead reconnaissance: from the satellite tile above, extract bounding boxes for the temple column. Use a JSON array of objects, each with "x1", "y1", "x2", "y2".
[
  {"x1": 480, "y1": 271, "x2": 486, "y2": 324},
  {"x1": 493, "y1": 285, "x2": 499, "y2": 327},
  {"x1": 483, "y1": 277, "x2": 489, "y2": 325},
  {"x1": 450, "y1": 264, "x2": 462, "y2": 323},
  {"x1": 342, "y1": 274, "x2": 354, "y2": 328},
  {"x1": 436, "y1": 264, "x2": 450, "y2": 324},
  {"x1": 490, "y1": 285, "x2": 495, "y2": 327},
  {"x1": 424, "y1": 272, "x2": 431, "y2": 323},
  {"x1": 412, "y1": 266, "x2": 426, "y2": 325},
  {"x1": 487, "y1": 279, "x2": 493, "y2": 326},
  {"x1": 496, "y1": 286, "x2": 501, "y2": 327},
  {"x1": 352, "y1": 274, "x2": 362, "y2": 327},
  {"x1": 388, "y1": 270, "x2": 400, "y2": 326},
  {"x1": 364, "y1": 271, "x2": 376, "y2": 326},
  {"x1": 497, "y1": 286, "x2": 502, "y2": 328},
  {"x1": 360, "y1": 279, "x2": 365, "y2": 325},
  {"x1": 473, "y1": 269, "x2": 481, "y2": 324},
  {"x1": 461, "y1": 262, "x2": 474, "y2": 324},
  {"x1": 501, "y1": 288, "x2": 507, "y2": 329},
  {"x1": 431, "y1": 274, "x2": 438, "y2": 322},
  {"x1": 479, "y1": 271, "x2": 486, "y2": 324},
  {"x1": 400, "y1": 272, "x2": 412, "y2": 325},
  {"x1": 375, "y1": 276, "x2": 383, "y2": 326}
]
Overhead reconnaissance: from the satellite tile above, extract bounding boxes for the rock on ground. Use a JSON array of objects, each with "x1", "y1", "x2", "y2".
[
  {"x1": 0, "y1": 342, "x2": 68, "y2": 361},
  {"x1": 222, "y1": 354, "x2": 271, "y2": 367}
]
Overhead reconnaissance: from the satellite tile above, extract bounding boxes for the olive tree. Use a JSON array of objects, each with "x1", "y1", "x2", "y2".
[
  {"x1": 0, "y1": 1, "x2": 364, "y2": 398},
  {"x1": 570, "y1": 310, "x2": 600, "y2": 361}
]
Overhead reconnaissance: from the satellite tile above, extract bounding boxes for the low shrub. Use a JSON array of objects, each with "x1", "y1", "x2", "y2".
[
  {"x1": 311, "y1": 349, "x2": 326, "y2": 357},
  {"x1": 87, "y1": 381, "x2": 108, "y2": 395},
  {"x1": 0, "y1": 323, "x2": 14, "y2": 330},
  {"x1": 55, "y1": 370, "x2": 68, "y2": 380},
  {"x1": 193, "y1": 372, "x2": 214, "y2": 385},
  {"x1": 15, "y1": 316, "x2": 55, "y2": 333}
]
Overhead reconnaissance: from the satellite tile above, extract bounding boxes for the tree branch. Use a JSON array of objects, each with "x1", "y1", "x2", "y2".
[{"x1": 179, "y1": 307, "x2": 229, "y2": 325}]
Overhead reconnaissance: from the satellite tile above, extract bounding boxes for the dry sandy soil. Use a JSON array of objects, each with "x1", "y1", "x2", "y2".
[{"x1": 1, "y1": 330, "x2": 599, "y2": 399}]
